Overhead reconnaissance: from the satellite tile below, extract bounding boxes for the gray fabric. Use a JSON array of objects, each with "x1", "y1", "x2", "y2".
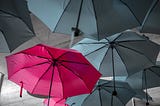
[
  {"x1": 121, "y1": 0, "x2": 154, "y2": 24},
  {"x1": 0, "y1": 11, "x2": 34, "y2": 52},
  {"x1": 72, "y1": 31, "x2": 160, "y2": 77},
  {"x1": 121, "y1": 0, "x2": 160, "y2": 35},
  {"x1": 0, "y1": 0, "x2": 34, "y2": 32},
  {"x1": 126, "y1": 65, "x2": 160, "y2": 89},
  {"x1": 82, "y1": 80, "x2": 135, "y2": 106},
  {"x1": 27, "y1": 0, "x2": 146, "y2": 40},
  {"x1": 140, "y1": 0, "x2": 160, "y2": 35},
  {"x1": 0, "y1": 0, "x2": 35, "y2": 52},
  {"x1": 66, "y1": 94, "x2": 88, "y2": 106}
]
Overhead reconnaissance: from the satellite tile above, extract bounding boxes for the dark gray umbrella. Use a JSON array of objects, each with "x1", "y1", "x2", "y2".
[
  {"x1": 82, "y1": 80, "x2": 135, "y2": 106},
  {"x1": 72, "y1": 31, "x2": 160, "y2": 77},
  {"x1": 0, "y1": 0, "x2": 35, "y2": 52},
  {"x1": 27, "y1": 0, "x2": 148, "y2": 40},
  {"x1": 121, "y1": 0, "x2": 160, "y2": 35},
  {"x1": 126, "y1": 65, "x2": 160, "y2": 105}
]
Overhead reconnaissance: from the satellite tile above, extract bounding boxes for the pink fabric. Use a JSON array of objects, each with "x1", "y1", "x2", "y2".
[
  {"x1": 6, "y1": 44, "x2": 101, "y2": 98},
  {"x1": 43, "y1": 98, "x2": 68, "y2": 106}
]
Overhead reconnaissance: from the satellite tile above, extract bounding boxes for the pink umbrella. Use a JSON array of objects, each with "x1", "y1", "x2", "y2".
[
  {"x1": 6, "y1": 44, "x2": 101, "y2": 105},
  {"x1": 43, "y1": 98, "x2": 68, "y2": 106}
]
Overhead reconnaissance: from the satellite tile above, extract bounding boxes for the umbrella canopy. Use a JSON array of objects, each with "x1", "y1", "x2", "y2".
[
  {"x1": 0, "y1": 0, "x2": 35, "y2": 52},
  {"x1": 43, "y1": 98, "x2": 68, "y2": 106},
  {"x1": 126, "y1": 65, "x2": 160, "y2": 105},
  {"x1": 71, "y1": 31, "x2": 160, "y2": 77},
  {"x1": 27, "y1": 0, "x2": 146, "y2": 40},
  {"x1": 82, "y1": 80, "x2": 135, "y2": 106},
  {"x1": 6, "y1": 44, "x2": 101, "y2": 99},
  {"x1": 66, "y1": 94, "x2": 88, "y2": 106},
  {"x1": 122, "y1": 0, "x2": 160, "y2": 35}
]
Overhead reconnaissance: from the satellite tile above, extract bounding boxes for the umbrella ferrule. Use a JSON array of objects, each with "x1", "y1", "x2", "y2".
[
  {"x1": 71, "y1": 27, "x2": 80, "y2": 36},
  {"x1": 112, "y1": 91, "x2": 117, "y2": 96}
]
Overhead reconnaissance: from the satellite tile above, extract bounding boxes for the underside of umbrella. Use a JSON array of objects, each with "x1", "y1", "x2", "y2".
[{"x1": 0, "y1": 0, "x2": 35, "y2": 52}]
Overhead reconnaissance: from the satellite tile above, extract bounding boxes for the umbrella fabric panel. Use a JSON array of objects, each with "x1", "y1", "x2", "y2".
[
  {"x1": 141, "y1": 0, "x2": 160, "y2": 34},
  {"x1": 126, "y1": 66, "x2": 160, "y2": 90},
  {"x1": 142, "y1": 66, "x2": 160, "y2": 89},
  {"x1": 66, "y1": 94, "x2": 88, "y2": 106},
  {"x1": 0, "y1": 31, "x2": 10, "y2": 52},
  {"x1": 0, "y1": 0, "x2": 34, "y2": 33},
  {"x1": 121, "y1": 0, "x2": 154, "y2": 23},
  {"x1": 43, "y1": 98, "x2": 68, "y2": 106},
  {"x1": 27, "y1": 0, "x2": 67, "y2": 32},
  {"x1": 93, "y1": 0, "x2": 140, "y2": 37},
  {"x1": 0, "y1": 11, "x2": 35, "y2": 52}
]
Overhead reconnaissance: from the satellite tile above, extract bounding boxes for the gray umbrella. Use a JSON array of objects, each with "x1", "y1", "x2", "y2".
[
  {"x1": 121, "y1": 0, "x2": 160, "y2": 35},
  {"x1": 81, "y1": 80, "x2": 135, "y2": 106},
  {"x1": 0, "y1": 0, "x2": 35, "y2": 52},
  {"x1": 72, "y1": 31, "x2": 160, "y2": 77},
  {"x1": 27, "y1": 0, "x2": 148, "y2": 40},
  {"x1": 126, "y1": 65, "x2": 160, "y2": 105}
]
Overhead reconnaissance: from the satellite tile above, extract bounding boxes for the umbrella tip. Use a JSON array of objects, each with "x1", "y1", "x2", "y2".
[
  {"x1": 71, "y1": 27, "x2": 81, "y2": 37},
  {"x1": 146, "y1": 102, "x2": 149, "y2": 105},
  {"x1": 112, "y1": 91, "x2": 117, "y2": 96}
]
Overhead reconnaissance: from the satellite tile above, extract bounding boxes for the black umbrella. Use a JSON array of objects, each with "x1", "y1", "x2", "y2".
[
  {"x1": 121, "y1": 0, "x2": 160, "y2": 35},
  {"x1": 27, "y1": 0, "x2": 148, "y2": 40},
  {"x1": 126, "y1": 65, "x2": 160, "y2": 105},
  {"x1": 82, "y1": 80, "x2": 135, "y2": 106},
  {"x1": 0, "y1": 0, "x2": 35, "y2": 52}
]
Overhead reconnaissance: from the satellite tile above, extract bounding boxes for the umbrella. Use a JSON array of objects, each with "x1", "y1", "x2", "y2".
[
  {"x1": 66, "y1": 94, "x2": 88, "y2": 106},
  {"x1": 27, "y1": 0, "x2": 147, "y2": 40},
  {"x1": 0, "y1": 0, "x2": 35, "y2": 52},
  {"x1": 82, "y1": 80, "x2": 135, "y2": 106},
  {"x1": 71, "y1": 31, "x2": 159, "y2": 94},
  {"x1": 43, "y1": 98, "x2": 68, "y2": 106},
  {"x1": 121, "y1": 0, "x2": 160, "y2": 35},
  {"x1": 126, "y1": 65, "x2": 160, "y2": 105},
  {"x1": 6, "y1": 44, "x2": 101, "y2": 105},
  {"x1": 71, "y1": 31, "x2": 160, "y2": 77}
]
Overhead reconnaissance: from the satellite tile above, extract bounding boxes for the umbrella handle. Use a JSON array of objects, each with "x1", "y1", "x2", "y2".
[{"x1": 20, "y1": 81, "x2": 23, "y2": 97}]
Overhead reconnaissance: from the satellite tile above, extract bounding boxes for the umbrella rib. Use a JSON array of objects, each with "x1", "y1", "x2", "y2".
[
  {"x1": 119, "y1": 0, "x2": 141, "y2": 25},
  {"x1": 98, "y1": 46, "x2": 111, "y2": 72},
  {"x1": 82, "y1": 88, "x2": 97, "y2": 105},
  {"x1": 53, "y1": 0, "x2": 71, "y2": 32},
  {"x1": 85, "y1": 45, "x2": 106, "y2": 56},
  {"x1": 21, "y1": 52, "x2": 51, "y2": 60},
  {"x1": 57, "y1": 51, "x2": 74, "y2": 60},
  {"x1": 117, "y1": 40, "x2": 146, "y2": 43},
  {"x1": 31, "y1": 63, "x2": 53, "y2": 93},
  {"x1": 148, "y1": 68, "x2": 160, "y2": 78},
  {"x1": 112, "y1": 33, "x2": 124, "y2": 42},
  {"x1": 58, "y1": 60, "x2": 89, "y2": 65},
  {"x1": 78, "y1": 42, "x2": 107, "y2": 45},
  {"x1": 56, "y1": 64, "x2": 65, "y2": 98},
  {"x1": 0, "y1": 10, "x2": 34, "y2": 32},
  {"x1": 43, "y1": 46, "x2": 55, "y2": 59},
  {"x1": 115, "y1": 95, "x2": 126, "y2": 105},
  {"x1": 92, "y1": 0, "x2": 99, "y2": 40},
  {"x1": 118, "y1": 44, "x2": 154, "y2": 64},
  {"x1": 141, "y1": 0, "x2": 159, "y2": 29},
  {"x1": 21, "y1": 61, "x2": 51, "y2": 70},
  {"x1": 59, "y1": 63, "x2": 90, "y2": 92}
]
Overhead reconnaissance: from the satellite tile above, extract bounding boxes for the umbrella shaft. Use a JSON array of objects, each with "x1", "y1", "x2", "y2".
[
  {"x1": 47, "y1": 65, "x2": 55, "y2": 106},
  {"x1": 76, "y1": 0, "x2": 84, "y2": 28}
]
